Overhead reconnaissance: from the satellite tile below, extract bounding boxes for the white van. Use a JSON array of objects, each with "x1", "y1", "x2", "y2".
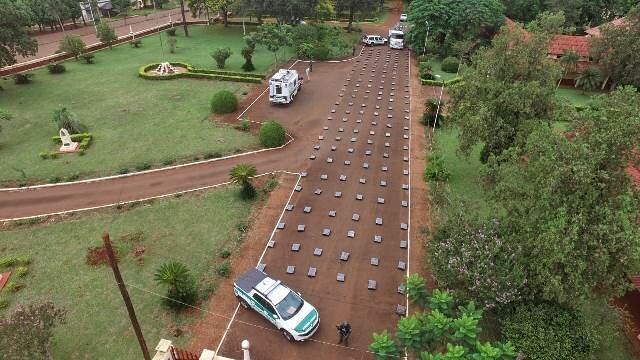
[
  {"x1": 234, "y1": 269, "x2": 320, "y2": 342},
  {"x1": 269, "y1": 69, "x2": 302, "y2": 104}
]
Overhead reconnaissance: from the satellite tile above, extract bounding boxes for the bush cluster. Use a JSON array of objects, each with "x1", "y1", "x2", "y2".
[
  {"x1": 210, "y1": 90, "x2": 238, "y2": 114},
  {"x1": 441, "y1": 57, "x2": 460, "y2": 73},
  {"x1": 212, "y1": 47, "x2": 232, "y2": 69},
  {"x1": 259, "y1": 121, "x2": 286, "y2": 148},
  {"x1": 424, "y1": 154, "x2": 450, "y2": 182},
  {"x1": 14, "y1": 73, "x2": 33, "y2": 85}
]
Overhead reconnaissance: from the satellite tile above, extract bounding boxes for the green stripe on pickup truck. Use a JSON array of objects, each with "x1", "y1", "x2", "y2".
[
  {"x1": 235, "y1": 286, "x2": 276, "y2": 319},
  {"x1": 294, "y1": 309, "x2": 318, "y2": 333}
]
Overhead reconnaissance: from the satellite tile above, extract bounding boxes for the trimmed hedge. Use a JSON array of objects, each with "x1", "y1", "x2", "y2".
[
  {"x1": 441, "y1": 57, "x2": 459, "y2": 73},
  {"x1": 138, "y1": 62, "x2": 265, "y2": 84},
  {"x1": 259, "y1": 121, "x2": 287, "y2": 148},
  {"x1": 420, "y1": 76, "x2": 463, "y2": 87}
]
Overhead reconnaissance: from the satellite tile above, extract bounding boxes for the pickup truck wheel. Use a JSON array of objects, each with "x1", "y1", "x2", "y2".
[
  {"x1": 282, "y1": 330, "x2": 294, "y2": 342},
  {"x1": 239, "y1": 299, "x2": 249, "y2": 309}
]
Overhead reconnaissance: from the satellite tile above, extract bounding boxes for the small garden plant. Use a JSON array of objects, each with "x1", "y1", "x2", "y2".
[
  {"x1": 212, "y1": 47, "x2": 233, "y2": 69},
  {"x1": 210, "y1": 90, "x2": 238, "y2": 114},
  {"x1": 259, "y1": 121, "x2": 286, "y2": 148}
]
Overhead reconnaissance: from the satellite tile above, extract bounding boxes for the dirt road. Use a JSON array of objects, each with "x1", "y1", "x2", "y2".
[{"x1": 216, "y1": 44, "x2": 412, "y2": 360}]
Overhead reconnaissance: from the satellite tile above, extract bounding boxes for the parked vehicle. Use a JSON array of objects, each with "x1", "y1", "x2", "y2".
[
  {"x1": 269, "y1": 69, "x2": 302, "y2": 104},
  {"x1": 389, "y1": 23, "x2": 407, "y2": 49},
  {"x1": 234, "y1": 268, "x2": 320, "y2": 342},
  {"x1": 399, "y1": 13, "x2": 408, "y2": 22},
  {"x1": 362, "y1": 34, "x2": 388, "y2": 46}
]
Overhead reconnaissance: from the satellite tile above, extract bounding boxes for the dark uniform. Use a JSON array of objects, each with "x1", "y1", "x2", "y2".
[{"x1": 336, "y1": 321, "x2": 352, "y2": 345}]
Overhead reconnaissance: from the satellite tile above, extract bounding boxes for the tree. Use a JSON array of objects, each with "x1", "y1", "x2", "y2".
[
  {"x1": 501, "y1": 302, "x2": 597, "y2": 360},
  {"x1": 154, "y1": 262, "x2": 199, "y2": 308},
  {"x1": 336, "y1": 0, "x2": 378, "y2": 32},
  {"x1": 502, "y1": 0, "x2": 546, "y2": 23},
  {"x1": 485, "y1": 87, "x2": 640, "y2": 304},
  {"x1": 406, "y1": 0, "x2": 505, "y2": 56},
  {"x1": 59, "y1": 35, "x2": 86, "y2": 59},
  {"x1": 112, "y1": 0, "x2": 131, "y2": 24},
  {"x1": 575, "y1": 66, "x2": 602, "y2": 93},
  {"x1": 252, "y1": 24, "x2": 291, "y2": 65},
  {"x1": 179, "y1": 0, "x2": 189, "y2": 36},
  {"x1": 229, "y1": 163, "x2": 257, "y2": 199},
  {"x1": 241, "y1": 46, "x2": 255, "y2": 71},
  {"x1": 314, "y1": 0, "x2": 335, "y2": 22},
  {"x1": 0, "y1": 0, "x2": 38, "y2": 67},
  {"x1": 590, "y1": 5, "x2": 640, "y2": 88},
  {"x1": 96, "y1": 22, "x2": 117, "y2": 49},
  {"x1": 447, "y1": 19, "x2": 562, "y2": 162},
  {"x1": 369, "y1": 275, "x2": 517, "y2": 360},
  {"x1": 430, "y1": 207, "x2": 528, "y2": 308},
  {"x1": 557, "y1": 49, "x2": 579, "y2": 89},
  {"x1": 211, "y1": 47, "x2": 232, "y2": 69},
  {"x1": 0, "y1": 302, "x2": 66, "y2": 360},
  {"x1": 209, "y1": 0, "x2": 234, "y2": 27}
]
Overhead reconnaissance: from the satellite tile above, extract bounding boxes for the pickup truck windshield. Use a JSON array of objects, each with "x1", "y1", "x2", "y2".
[
  {"x1": 276, "y1": 291, "x2": 303, "y2": 320},
  {"x1": 391, "y1": 34, "x2": 404, "y2": 39}
]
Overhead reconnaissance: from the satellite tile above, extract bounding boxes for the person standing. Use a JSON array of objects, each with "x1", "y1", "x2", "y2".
[{"x1": 336, "y1": 321, "x2": 352, "y2": 345}]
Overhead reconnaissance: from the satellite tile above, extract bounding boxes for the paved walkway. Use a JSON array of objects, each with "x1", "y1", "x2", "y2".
[{"x1": 17, "y1": 8, "x2": 184, "y2": 63}]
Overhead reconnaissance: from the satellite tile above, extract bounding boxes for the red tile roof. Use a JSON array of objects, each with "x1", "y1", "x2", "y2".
[
  {"x1": 585, "y1": 17, "x2": 627, "y2": 37},
  {"x1": 549, "y1": 35, "x2": 590, "y2": 57}
]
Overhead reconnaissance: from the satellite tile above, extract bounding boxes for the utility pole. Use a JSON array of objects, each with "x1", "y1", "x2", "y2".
[{"x1": 102, "y1": 232, "x2": 151, "y2": 360}]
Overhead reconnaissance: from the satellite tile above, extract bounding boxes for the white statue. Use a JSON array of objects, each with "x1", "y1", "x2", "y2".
[
  {"x1": 155, "y1": 62, "x2": 176, "y2": 75},
  {"x1": 59, "y1": 128, "x2": 79, "y2": 152}
]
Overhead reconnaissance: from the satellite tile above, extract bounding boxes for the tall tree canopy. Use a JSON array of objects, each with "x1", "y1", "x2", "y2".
[
  {"x1": 448, "y1": 18, "x2": 562, "y2": 162},
  {"x1": 502, "y1": 0, "x2": 635, "y2": 28},
  {"x1": 590, "y1": 5, "x2": 640, "y2": 89},
  {"x1": 486, "y1": 86, "x2": 640, "y2": 304},
  {"x1": 0, "y1": 0, "x2": 38, "y2": 67},
  {"x1": 336, "y1": 0, "x2": 378, "y2": 32},
  {"x1": 407, "y1": 0, "x2": 505, "y2": 56}
]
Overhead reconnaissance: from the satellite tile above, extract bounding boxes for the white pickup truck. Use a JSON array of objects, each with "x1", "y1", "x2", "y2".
[
  {"x1": 234, "y1": 268, "x2": 320, "y2": 342},
  {"x1": 362, "y1": 34, "x2": 388, "y2": 46}
]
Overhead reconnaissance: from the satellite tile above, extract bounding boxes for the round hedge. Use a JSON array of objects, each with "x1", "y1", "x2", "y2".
[
  {"x1": 210, "y1": 90, "x2": 238, "y2": 114},
  {"x1": 259, "y1": 121, "x2": 286, "y2": 148},
  {"x1": 441, "y1": 57, "x2": 459, "y2": 73}
]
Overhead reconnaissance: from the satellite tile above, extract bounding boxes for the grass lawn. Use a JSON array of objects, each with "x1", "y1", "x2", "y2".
[
  {"x1": 424, "y1": 59, "x2": 459, "y2": 82},
  {"x1": 0, "y1": 186, "x2": 252, "y2": 359},
  {"x1": 0, "y1": 25, "x2": 291, "y2": 185},
  {"x1": 556, "y1": 87, "x2": 597, "y2": 106},
  {"x1": 430, "y1": 124, "x2": 636, "y2": 358}
]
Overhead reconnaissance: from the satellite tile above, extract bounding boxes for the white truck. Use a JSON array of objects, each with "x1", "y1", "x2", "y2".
[
  {"x1": 269, "y1": 69, "x2": 302, "y2": 104},
  {"x1": 389, "y1": 23, "x2": 407, "y2": 49},
  {"x1": 234, "y1": 268, "x2": 320, "y2": 342}
]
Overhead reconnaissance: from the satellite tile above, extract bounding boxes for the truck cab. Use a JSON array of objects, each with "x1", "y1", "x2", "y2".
[
  {"x1": 389, "y1": 23, "x2": 407, "y2": 49},
  {"x1": 234, "y1": 268, "x2": 320, "y2": 342},
  {"x1": 269, "y1": 69, "x2": 302, "y2": 104}
]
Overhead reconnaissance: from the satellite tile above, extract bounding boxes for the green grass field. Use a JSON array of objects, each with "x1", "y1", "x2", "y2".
[
  {"x1": 0, "y1": 186, "x2": 252, "y2": 359},
  {"x1": 0, "y1": 25, "x2": 300, "y2": 185},
  {"x1": 426, "y1": 59, "x2": 459, "y2": 82},
  {"x1": 556, "y1": 87, "x2": 597, "y2": 106},
  {"x1": 431, "y1": 125, "x2": 636, "y2": 359}
]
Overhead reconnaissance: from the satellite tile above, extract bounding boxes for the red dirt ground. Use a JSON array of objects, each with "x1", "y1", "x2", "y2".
[{"x1": 214, "y1": 44, "x2": 412, "y2": 360}]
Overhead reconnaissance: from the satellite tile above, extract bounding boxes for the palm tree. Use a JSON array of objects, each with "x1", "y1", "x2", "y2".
[
  {"x1": 229, "y1": 164, "x2": 258, "y2": 199},
  {"x1": 154, "y1": 262, "x2": 191, "y2": 293},
  {"x1": 575, "y1": 67, "x2": 602, "y2": 94},
  {"x1": 557, "y1": 49, "x2": 580, "y2": 90}
]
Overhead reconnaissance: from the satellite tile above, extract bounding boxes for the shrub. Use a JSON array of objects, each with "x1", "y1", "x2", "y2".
[
  {"x1": 52, "y1": 106, "x2": 85, "y2": 133},
  {"x1": 215, "y1": 261, "x2": 231, "y2": 278},
  {"x1": 59, "y1": 35, "x2": 86, "y2": 59},
  {"x1": 39, "y1": 152, "x2": 49, "y2": 160},
  {"x1": 234, "y1": 118, "x2": 251, "y2": 131},
  {"x1": 15, "y1": 266, "x2": 29, "y2": 277},
  {"x1": 219, "y1": 248, "x2": 231, "y2": 258},
  {"x1": 118, "y1": 168, "x2": 130, "y2": 174},
  {"x1": 167, "y1": 37, "x2": 177, "y2": 53},
  {"x1": 162, "y1": 158, "x2": 175, "y2": 165},
  {"x1": 47, "y1": 63, "x2": 66, "y2": 74},
  {"x1": 210, "y1": 90, "x2": 238, "y2": 114},
  {"x1": 0, "y1": 297, "x2": 8, "y2": 310},
  {"x1": 48, "y1": 176, "x2": 61, "y2": 183},
  {"x1": 212, "y1": 151, "x2": 222, "y2": 158},
  {"x1": 4, "y1": 281, "x2": 24, "y2": 293},
  {"x1": 80, "y1": 54, "x2": 95, "y2": 64},
  {"x1": 241, "y1": 47, "x2": 255, "y2": 72},
  {"x1": 441, "y1": 57, "x2": 460, "y2": 73},
  {"x1": 154, "y1": 262, "x2": 199, "y2": 309},
  {"x1": 135, "y1": 163, "x2": 151, "y2": 171},
  {"x1": 424, "y1": 154, "x2": 449, "y2": 182},
  {"x1": 14, "y1": 73, "x2": 33, "y2": 85},
  {"x1": 212, "y1": 47, "x2": 233, "y2": 69},
  {"x1": 130, "y1": 39, "x2": 142, "y2": 48},
  {"x1": 96, "y1": 22, "x2": 117, "y2": 48},
  {"x1": 166, "y1": 28, "x2": 177, "y2": 36},
  {"x1": 259, "y1": 121, "x2": 286, "y2": 148},
  {"x1": 501, "y1": 302, "x2": 597, "y2": 360},
  {"x1": 311, "y1": 45, "x2": 331, "y2": 61}
]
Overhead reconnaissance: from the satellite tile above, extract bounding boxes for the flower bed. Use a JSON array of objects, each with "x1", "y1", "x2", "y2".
[{"x1": 138, "y1": 62, "x2": 265, "y2": 83}]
